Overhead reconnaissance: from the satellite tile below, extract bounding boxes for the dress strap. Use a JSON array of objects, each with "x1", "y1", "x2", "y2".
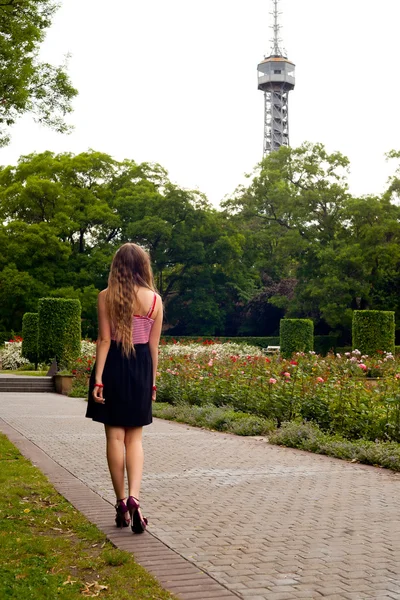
[{"x1": 147, "y1": 293, "x2": 157, "y2": 318}]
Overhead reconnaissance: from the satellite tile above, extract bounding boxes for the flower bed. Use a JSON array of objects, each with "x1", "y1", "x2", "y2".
[
  {"x1": 1, "y1": 338, "x2": 31, "y2": 370},
  {"x1": 156, "y1": 342, "x2": 400, "y2": 443}
]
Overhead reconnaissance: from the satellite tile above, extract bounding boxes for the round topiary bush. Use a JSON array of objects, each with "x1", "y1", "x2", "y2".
[
  {"x1": 21, "y1": 313, "x2": 38, "y2": 368},
  {"x1": 352, "y1": 310, "x2": 395, "y2": 355},
  {"x1": 38, "y1": 298, "x2": 81, "y2": 369},
  {"x1": 280, "y1": 319, "x2": 314, "y2": 358}
]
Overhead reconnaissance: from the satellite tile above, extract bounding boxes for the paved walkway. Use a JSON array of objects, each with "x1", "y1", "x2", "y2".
[{"x1": 1, "y1": 393, "x2": 400, "y2": 600}]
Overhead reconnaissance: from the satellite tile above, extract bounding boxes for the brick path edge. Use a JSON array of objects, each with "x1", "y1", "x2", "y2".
[{"x1": 0, "y1": 418, "x2": 240, "y2": 600}]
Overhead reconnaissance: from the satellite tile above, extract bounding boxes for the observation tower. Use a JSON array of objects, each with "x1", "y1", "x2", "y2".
[{"x1": 257, "y1": 0, "x2": 295, "y2": 155}]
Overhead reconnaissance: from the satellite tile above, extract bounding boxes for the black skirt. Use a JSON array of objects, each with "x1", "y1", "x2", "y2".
[{"x1": 86, "y1": 341, "x2": 153, "y2": 427}]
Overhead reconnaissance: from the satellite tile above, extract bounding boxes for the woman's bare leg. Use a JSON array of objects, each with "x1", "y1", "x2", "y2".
[
  {"x1": 125, "y1": 427, "x2": 144, "y2": 499},
  {"x1": 105, "y1": 425, "x2": 126, "y2": 500}
]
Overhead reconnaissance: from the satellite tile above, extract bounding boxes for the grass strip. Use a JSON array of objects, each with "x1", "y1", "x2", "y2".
[
  {"x1": 0, "y1": 433, "x2": 175, "y2": 600},
  {"x1": 0, "y1": 371, "x2": 48, "y2": 376},
  {"x1": 269, "y1": 421, "x2": 400, "y2": 471},
  {"x1": 153, "y1": 402, "x2": 275, "y2": 436},
  {"x1": 153, "y1": 402, "x2": 400, "y2": 471}
]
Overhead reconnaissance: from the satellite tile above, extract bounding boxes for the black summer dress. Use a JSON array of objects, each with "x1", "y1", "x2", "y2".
[{"x1": 85, "y1": 293, "x2": 157, "y2": 428}]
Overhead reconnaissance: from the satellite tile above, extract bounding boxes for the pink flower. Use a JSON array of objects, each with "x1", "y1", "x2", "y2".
[
  {"x1": 208, "y1": 360, "x2": 213, "y2": 367},
  {"x1": 316, "y1": 377, "x2": 324, "y2": 383},
  {"x1": 269, "y1": 378, "x2": 277, "y2": 384},
  {"x1": 395, "y1": 374, "x2": 400, "y2": 380},
  {"x1": 283, "y1": 372, "x2": 291, "y2": 379},
  {"x1": 212, "y1": 350, "x2": 217, "y2": 355},
  {"x1": 359, "y1": 363, "x2": 367, "y2": 371}
]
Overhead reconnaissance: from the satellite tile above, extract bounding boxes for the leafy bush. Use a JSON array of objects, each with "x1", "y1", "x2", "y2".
[
  {"x1": 269, "y1": 422, "x2": 400, "y2": 471},
  {"x1": 152, "y1": 403, "x2": 275, "y2": 436},
  {"x1": 352, "y1": 310, "x2": 395, "y2": 356},
  {"x1": 38, "y1": 298, "x2": 81, "y2": 369},
  {"x1": 21, "y1": 313, "x2": 38, "y2": 367},
  {"x1": 280, "y1": 319, "x2": 314, "y2": 358},
  {"x1": 314, "y1": 335, "x2": 338, "y2": 355},
  {"x1": 1, "y1": 341, "x2": 30, "y2": 370}
]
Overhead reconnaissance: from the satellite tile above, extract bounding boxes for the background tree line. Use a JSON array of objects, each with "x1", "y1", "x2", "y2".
[{"x1": 1, "y1": 143, "x2": 400, "y2": 343}]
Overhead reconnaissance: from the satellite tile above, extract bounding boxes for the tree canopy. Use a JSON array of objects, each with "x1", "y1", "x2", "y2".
[
  {"x1": 1, "y1": 144, "x2": 400, "y2": 344},
  {"x1": 0, "y1": 0, "x2": 77, "y2": 145}
]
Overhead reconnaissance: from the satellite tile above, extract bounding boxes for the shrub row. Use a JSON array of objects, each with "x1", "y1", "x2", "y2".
[
  {"x1": 164, "y1": 310, "x2": 396, "y2": 357},
  {"x1": 162, "y1": 335, "x2": 337, "y2": 355},
  {"x1": 152, "y1": 403, "x2": 400, "y2": 472},
  {"x1": 152, "y1": 402, "x2": 275, "y2": 436},
  {"x1": 269, "y1": 421, "x2": 400, "y2": 471}
]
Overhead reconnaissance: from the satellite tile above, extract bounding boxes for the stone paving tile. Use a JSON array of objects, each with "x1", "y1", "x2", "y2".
[
  {"x1": 0, "y1": 417, "x2": 238, "y2": 600},
  {"x1": 2, "y1": 391, "x2": 400, "y2": 600}
]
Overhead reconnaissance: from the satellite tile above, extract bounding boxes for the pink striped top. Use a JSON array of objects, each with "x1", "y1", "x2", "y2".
[{"x1": 111, "y1": 293, "x2": 157, "y2": 345}]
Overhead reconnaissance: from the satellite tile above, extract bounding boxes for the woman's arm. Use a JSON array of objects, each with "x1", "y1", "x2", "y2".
[
  {"x1": 93, "y1": 291, "x2": 111, "y2": 403},
  {"x1": 148, "y1": 295, "x2": 163, "y2": 401}
]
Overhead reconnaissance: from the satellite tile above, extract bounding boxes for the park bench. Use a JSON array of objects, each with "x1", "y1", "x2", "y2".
[{"x1": 265, "y1": 345, "x2": 280, "y2": 355}]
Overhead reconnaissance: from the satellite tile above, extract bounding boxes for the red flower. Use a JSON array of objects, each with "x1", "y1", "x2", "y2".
[
  {"x1": 290, "y1": 360, "x2": 298, "y2": 365},
  {"x1": 265, "y1": 358, "x2": 271, "y2": 363}
]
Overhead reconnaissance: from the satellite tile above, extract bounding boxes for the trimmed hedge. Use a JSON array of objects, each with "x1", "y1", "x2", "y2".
[
  {"x1": 161, "y1": 336, "x2": 280, "y2": 348},
  {"x1": 161, "y1": 335, "x2": 339, "y2": 356},
  {"x1": 21, "y1": 313, "x2": 38, "y2": 367},
  {"x1": 280, "y1": 319, "x2": 314, "y2": 358},
  {"x1": 38, "y1": 298, "x2": 81, "y2": 368},
  {"x1": 352, "y1": 310, "x2": 395, "y2": 355},
  {"x1": 314, "y1": 335, "x2": 338, "y2": 355}
]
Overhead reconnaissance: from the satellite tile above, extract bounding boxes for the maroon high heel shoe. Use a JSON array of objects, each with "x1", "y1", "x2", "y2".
[
  {"x1": 115, "y1": 498, "x2": 130, "y2": 528},
  {"x1": 127, "y1": 496, "x2": 148, "y2": 534}
]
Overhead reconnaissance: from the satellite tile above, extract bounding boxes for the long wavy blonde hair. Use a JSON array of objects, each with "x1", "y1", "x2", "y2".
[{"x1": 106, "y1": 243, "x2": 155, "y2": 356}]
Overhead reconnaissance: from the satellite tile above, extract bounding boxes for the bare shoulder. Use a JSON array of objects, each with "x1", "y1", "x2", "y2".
[
  {"x1": 97, "y1": 289, "x2": 108, "y2": 305},
  {"x1": 153, "y1": 293, "x2": 163, "y2": 318},
  {"x1": 136, "y1": 288, "x2": 162, "y2": 317}
]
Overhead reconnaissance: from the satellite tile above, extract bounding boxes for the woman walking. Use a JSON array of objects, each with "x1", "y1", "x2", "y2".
[{"x1": 86, "y1": 243, "x2": 163, "y2": 533}]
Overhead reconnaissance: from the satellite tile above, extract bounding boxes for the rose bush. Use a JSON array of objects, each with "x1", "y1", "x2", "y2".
[{"x1": 156, "y1": 343, "x2": 400, "y2": 442}]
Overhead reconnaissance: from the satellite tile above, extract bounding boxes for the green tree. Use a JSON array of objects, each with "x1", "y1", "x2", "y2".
[
  {"x1": 0, "y1": 150, "x2": 252, "y2": 337},
  {"x1": 223, "y1": 143, "x2": 352, "y2": 333},
  {"x1": 0, "y1": 0, "x2": 77, "y2": 146}
]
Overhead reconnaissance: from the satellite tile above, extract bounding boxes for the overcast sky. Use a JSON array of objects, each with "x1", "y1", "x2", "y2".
[{"x1": 2, "y1": 0, "x2": 400, "y2": 206}]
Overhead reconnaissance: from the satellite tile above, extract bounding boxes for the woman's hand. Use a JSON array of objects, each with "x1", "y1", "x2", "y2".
[
  {"x1": 152, "y1": 385, "x2": 157, "y2": 402},
  {"x1": 93, "y1": 383, "x2": 105, "y2": 404}
]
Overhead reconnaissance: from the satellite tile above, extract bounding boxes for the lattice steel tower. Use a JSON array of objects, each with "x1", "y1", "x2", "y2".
[{"x1": 258, "y1": 0, "x2": 295, "y2": 155}]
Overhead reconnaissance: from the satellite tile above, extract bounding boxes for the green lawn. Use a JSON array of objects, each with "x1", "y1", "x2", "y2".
[
  {"x1": 0, "y1": 371, "x2": 48, "y2": 376},
  {"x1": 0, "y1": 433, "x2": 175, "y2": 599}
]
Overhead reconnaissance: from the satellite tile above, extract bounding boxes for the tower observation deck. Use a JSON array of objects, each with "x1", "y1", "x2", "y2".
[{"x1": 258, "y1": 0, "x2": 295, "y2": 156}]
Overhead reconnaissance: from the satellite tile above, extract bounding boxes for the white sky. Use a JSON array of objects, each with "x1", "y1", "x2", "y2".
[{"x1": 2, "y1": 0, "x2": 400, "y2": 206}]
